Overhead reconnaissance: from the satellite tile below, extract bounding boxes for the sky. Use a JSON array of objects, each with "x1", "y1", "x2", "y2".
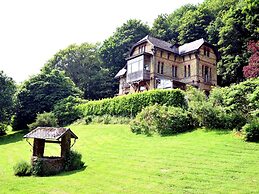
[{"x1": 0, "y1": 0, "x2": 204, "y2": 83}]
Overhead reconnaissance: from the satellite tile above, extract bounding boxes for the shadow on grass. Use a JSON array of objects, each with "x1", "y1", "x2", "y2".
[
  {"x1": 202, "y1": 128, "x2": 231, "y2": 135},
  {"x1": 0, "y1": 130, "x2": 28, "y2": 145},
  {"x1": 56, "y1": 166, "x2": 87, "y2": 177}
]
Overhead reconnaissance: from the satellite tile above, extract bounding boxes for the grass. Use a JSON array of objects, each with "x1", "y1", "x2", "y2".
[{"x1": 0, "y1": 124, "x2": 259, "y2": 193}]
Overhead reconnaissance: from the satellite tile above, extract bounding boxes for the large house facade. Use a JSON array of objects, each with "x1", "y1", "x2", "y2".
[{"x1": 115, "y1": 35, "x2": 219, "y2": 95}]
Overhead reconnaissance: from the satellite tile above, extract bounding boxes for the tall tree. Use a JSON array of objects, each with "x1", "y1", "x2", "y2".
[
  {"x1": 178, "y1": 7, "x2": 213, "y2": 44},
  {"x1": 99, "y1": 19, "x2": 150, "y2": 77},
  {"x1": 44, "y1": 43, "x2": 112, "y2": 99},
  {"x1": 0, "y1": 71, "x2": 16, "y2": 135},
  {"x1": 151, "y1": 14, "x2": 173, "y2": 42},
  {"x1": 99, "y1": 19, "x2": 150, "y2": 95},
  {"x1": 12, "y1": 69, "x2": 82, "y2": 130},
  {"x1": 167, "y1": 4, "x2": 197, "y2": 44},
  {"x1": 218, "y1": 0, "x2": 259, "y2": 85}
]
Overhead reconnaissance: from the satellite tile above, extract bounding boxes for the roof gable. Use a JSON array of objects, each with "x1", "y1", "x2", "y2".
[{"x1": 24, "y1": 127, "x2": 78, "y2": 140}]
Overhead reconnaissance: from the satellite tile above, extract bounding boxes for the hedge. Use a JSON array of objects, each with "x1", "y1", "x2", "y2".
[{"x1": 77, "y1": 89, "x2": 187, "y2": 117}]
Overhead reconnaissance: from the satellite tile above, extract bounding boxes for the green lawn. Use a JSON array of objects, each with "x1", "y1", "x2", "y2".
[{"x1": 0, "y1": 124, "x2": 259, "y2": 194}]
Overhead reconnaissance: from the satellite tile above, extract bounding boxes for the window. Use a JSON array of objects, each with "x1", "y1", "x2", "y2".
[
  {"x1": 204, "y1": 66, "x2": 209, "y2": 82},
  {"x1": 157, "y1": 62, "x2": 160, "y2": 73},
  {"x1": 188, "y1": 65, "x2": 191, "y2": 77},
  {"x1": 160, "y1": 51, "x2": 163, "y2": 58},
  {"x1": 204, "y1": 47, "x2": 210, "y2": 57},
  {"x1": 182, "y1": 56, "x2": 185, "y2": 61},
  {"x1": 143, "y1": 45, "x2": 146, "y2": 52},
  {"x1": 174, "y1": 55, "x2": 177, "y2": 61},
  {"x1": 167, "y1": 53, "x2": 170, "y2": 59},
  {"x1": 172, "y1": 65, "x2": 177, "y2": 77},
  {"x1": 189, "y1": 54, "x2": 191, "y2": 60},
  {"x1": 161, "y1": 63, "x2": 164, "y2": 74},
  {"x1": 184, "y1": 66, "x2": 187, "y2": 77}
]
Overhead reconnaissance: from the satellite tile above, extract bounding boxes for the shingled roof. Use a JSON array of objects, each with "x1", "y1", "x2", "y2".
[
  {"x1": 131, "y1": 35, "x2": 216, "y2": 57},
  {"x1": 24, "y1": 127, "x2": 78, "y2": 140}
]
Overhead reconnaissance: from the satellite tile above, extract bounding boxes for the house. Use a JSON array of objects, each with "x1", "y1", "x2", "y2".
[{"x1": 115, "y1": 35, "x2": 219, "y2": 95}]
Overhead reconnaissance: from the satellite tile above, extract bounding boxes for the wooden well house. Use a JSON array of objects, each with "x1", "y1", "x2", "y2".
[{"x1": 24, "y1": 127, "x2": 78, "y2": 174}]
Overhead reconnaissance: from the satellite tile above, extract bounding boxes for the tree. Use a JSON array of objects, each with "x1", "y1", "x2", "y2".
[
  {"x1": 12, "y1": 69, "x2": 82, "y2": 130},
  {"x1": 151, "y1": 14, "x2": 174, "y2": 42},
  {"x1": 167, "y1": 4, "x2": 197, "y2": 44},
  {"x1": 218, "y1": 0, "x2": 259, "y2": 85},
  {"x1": 44, "y1": 43, "x2": 112, "y2": 99},
  {"x1": 178, "y1": 7, "x2": 213, "y2": 44},
  {"x1": 243, "y1": 40, "x2": 259, "y2": 78},
  {"x1": 0, "y1": 71, "x2": 16, "y2": 135},
  {"x1": 99, "y1": 19, "x2": 150, "y2": 95}
]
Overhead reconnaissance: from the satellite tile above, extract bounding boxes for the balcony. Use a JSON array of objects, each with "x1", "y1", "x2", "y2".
[
  {"x1": 127, "y1": 70, "x2": 150, "y2": 83},
  {"x1": 126, "y1": 54, "x2": 151, "y2": 83}
]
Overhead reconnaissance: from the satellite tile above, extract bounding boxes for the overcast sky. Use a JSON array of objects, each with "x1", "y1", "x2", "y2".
[{"x1": 0, "y1": 0, "x2": 203, "y2": 83}]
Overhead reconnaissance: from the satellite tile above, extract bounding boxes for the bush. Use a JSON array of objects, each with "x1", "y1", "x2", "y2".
[
  {"x1": 28, "y1": 112, "x2": 58, "y2": 130},
  {"x1": 242, "y1": 118, "x2": 259, "y2": 142},
  {"x1": 53, "y1": 96, "x2": 85, "y2": 126},
  {"x1": 64, "y1": 150, "x2": 85, "y2": 171},
  {"x1": 0, "y1": 123, "x2": 7, "y2": 136},
  {"x1": 89, "y1": 115, "x2": 131, "y2": 125},
  {"x1": 77, "y1": 89, "x2": 187, "y2": 118},
  {"x1": 13, "y1": 161, "x2": 32, "y2": 176},
  {"x1": 31, "y1": 158, "x2": 44, "y2": 176},
  {"x1": 130, "y1": 104, "x2": 194, "y2": 136},
  {"x1": 85, "y1": 116, "x2": 93, "y2": 125}
]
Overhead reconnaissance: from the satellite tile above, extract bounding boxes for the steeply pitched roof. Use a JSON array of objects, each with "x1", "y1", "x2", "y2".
[
  {"x1": 131, "y1": 35, "x2": 216, "y2": 57},
  {"x1": 24, "y1": 127, "x2": 78, "y2": 140},
  {"x1": 178, "y1": 38, "x2": 205, "y2": 55}
]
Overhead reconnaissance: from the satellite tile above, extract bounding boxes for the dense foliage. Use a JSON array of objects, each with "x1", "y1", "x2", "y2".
[
  {"x1": 77, "y1": 89, "x2": 187, "y2": 118},
  {"x1": 53, "y1": 96, "x2": 85, "y2": 126},
  {"x1": 243, "y1": 41, "x2": 259, "y2": 78},
  {"x1": 64, "y1": 150, "x2": 85, "y2": 171},
  {"x1": 44, "y1": 43, "x2": 113, "y2": 99},
  {"x1": 0, "y1": 71, "x2": 16, "y2": 135},
  {"x1": 13, "y1": 161, "x2": 32, "y2": 176},
  {"x1": 12, "y1": 69, "x2": 82, "y2": 130},
  {"x1": 242, "y1": 118, "x2": 259, "y2": 142},
  {"x1": 28, "y1": 112, "x2": 58, "y2": 130},
  {"x1": 131, "y1": 105, "x2": 194, "y2": 136}
]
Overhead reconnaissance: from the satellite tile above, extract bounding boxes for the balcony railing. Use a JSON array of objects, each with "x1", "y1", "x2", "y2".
[{"x1": 127, "y1": 70, "x2": 150, "y2": 83}]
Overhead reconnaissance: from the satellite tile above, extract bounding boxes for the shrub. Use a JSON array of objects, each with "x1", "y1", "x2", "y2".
[
  {"x1": 89, "y1": 115, "x2": 131, "y2": 125},
  {"x1": 77, "y1": 89, "x2": 187, "y2": 118},
  {"x1": 53, "y1": 96, "x2": 85, "y2": 126},
  {"x1": 13, "y1": 161, "x2": 32, "y2": 176},
  {"x1": 85, "y1": 116, "x2": 93, "y2": 125},
  {"x1": 32, "y1": 158, "x2": 44, "y2": 176},
  {"x1": 130, "y1": 104, "x2": 194, "y2": 136},
  {"x1": 28, "y1": 112, "x2": 58, "y2": 130},
  {"x1": 242, "y1": 118, "x2": 259, "y2": 142},
  {"x1": 0, "y1": 123, "x2": 7, "y2": 136},
  {"x1": 64, "y1": 150, "x2": 85, "y2": 171}
]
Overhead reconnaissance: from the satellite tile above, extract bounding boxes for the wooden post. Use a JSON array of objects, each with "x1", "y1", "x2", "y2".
[{"x1": 61, "y1": 133, "x2": 71, "y2": 157}]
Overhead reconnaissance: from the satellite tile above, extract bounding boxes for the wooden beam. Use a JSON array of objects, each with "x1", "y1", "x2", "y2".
[{"x1": 45, "y1": 140, "x2": 61, "y2": 144}]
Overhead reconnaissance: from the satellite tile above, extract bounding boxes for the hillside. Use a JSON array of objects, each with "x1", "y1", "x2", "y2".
[{"x1": 1, "y1": 124, "x2": 259, "y2": 193}]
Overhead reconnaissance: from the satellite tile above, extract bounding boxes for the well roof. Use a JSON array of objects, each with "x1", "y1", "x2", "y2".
[{"x1": 23, "y1": 127, "x2": 78, "y2": 140}]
